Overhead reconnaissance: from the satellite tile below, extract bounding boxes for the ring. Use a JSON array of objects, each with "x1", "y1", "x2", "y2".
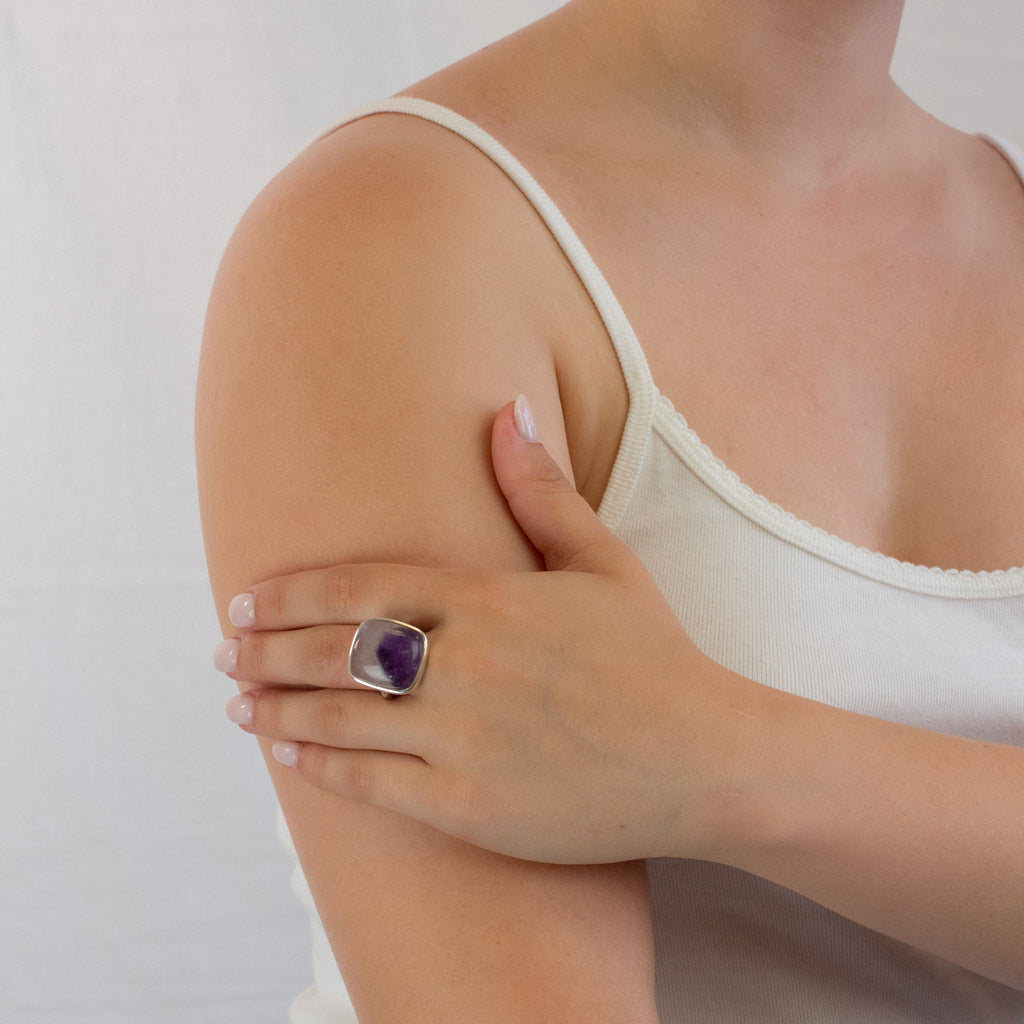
[{"x1": 348, "y1": 618, "x2": 429, "y2": 698}]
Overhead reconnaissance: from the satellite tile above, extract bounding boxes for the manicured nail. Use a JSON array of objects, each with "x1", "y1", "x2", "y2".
[
  {"x1": 212, "y1": 638, "x2": 239, "y2": 674},
  {"x1": 225, "y1": 693, "x2": 254, "y2": 727},
  {"x1": 228, "y1": 592, "x2": 255, "y2": 628},
  {"x1": 272, "y1": 741, "x2": 300, "y2": 768},
  {"x1": 514, "y1": 394, "x2": 538, "y2": 442}
]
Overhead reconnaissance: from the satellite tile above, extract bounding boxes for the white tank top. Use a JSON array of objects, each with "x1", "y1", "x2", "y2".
[{"x1": 279, "y1": 98, "x2": 1024, "y2": 1023}]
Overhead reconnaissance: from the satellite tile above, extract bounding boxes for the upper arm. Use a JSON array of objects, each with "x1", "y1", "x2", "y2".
[{"x1": 196, "y1": 115, "x2": 657, "y2": 1023}]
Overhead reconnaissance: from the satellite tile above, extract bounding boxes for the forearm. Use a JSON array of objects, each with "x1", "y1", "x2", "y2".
[{"x1": 713, "y1": 674, "x2": 1024, "y2": 988}]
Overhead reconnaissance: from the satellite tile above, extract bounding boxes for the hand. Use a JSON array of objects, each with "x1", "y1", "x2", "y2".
[{"x1": 213, "y1": 398, "x2": 759, "y2": 865}]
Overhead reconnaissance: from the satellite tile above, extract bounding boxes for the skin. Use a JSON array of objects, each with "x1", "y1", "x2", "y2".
[
  {"x1": 221, "y1": 402, "x2": 1024, "y2": 987},
  {"x1": 196, "y1": 0, "x2": 1024, "y2": 1017},
  {"x1": 198, "y1": 100, "x2": 660, "y2": 1024}
]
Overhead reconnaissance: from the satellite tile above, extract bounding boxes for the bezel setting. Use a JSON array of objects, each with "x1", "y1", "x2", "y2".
[{"x1": 348, "y1": 618, "x2": 429, "y2": 697}]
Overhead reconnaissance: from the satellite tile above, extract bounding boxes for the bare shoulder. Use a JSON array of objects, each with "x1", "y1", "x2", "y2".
[
  {"x1": 206, "y1": 110, "x2": 568, "y2": 412},
  {"x1": 950, "y1": 127, "x2": 1024, "y2": 254},
  {"x1": 198, "y1": 111, "x2": 583, "y2": 585}
]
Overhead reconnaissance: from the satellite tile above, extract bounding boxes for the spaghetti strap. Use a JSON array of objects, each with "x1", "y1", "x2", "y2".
[{"x1": 307, "y1": 96, "x2": 655, "y2": 530}]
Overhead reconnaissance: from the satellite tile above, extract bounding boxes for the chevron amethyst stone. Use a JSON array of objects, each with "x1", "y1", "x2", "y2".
[{"x1": 348, "y1": 618, "x2": 428, "y2": 695}]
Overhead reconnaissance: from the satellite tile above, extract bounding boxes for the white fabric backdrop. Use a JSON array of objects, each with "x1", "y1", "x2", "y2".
[{"x1": 1, "y1": 2, "x2": 1021, "y2": 1021}]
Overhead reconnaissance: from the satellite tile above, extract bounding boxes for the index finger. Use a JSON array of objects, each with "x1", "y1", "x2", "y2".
[{"x1": 227, "y1": 563, "x2": 452, "y2": 631}]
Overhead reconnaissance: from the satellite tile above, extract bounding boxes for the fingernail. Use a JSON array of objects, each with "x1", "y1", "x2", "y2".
[
  {"x1": 212, "y1": 638, "x2": 239, "y2": 674},
  {"x1": 225, "y1": 693, "x2": 254, "y2": 727},
  {"x1": 272, "y1": 741, "x2": 300, "y2": 768},
  {"x1": 228, "y1": 592, "x2": 255, "y2": 628},
  {"x1": 514, "y1": 394, "x2": 538, "y2": 442}
]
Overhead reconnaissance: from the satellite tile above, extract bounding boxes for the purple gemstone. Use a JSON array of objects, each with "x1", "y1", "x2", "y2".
[
  {"x1": 349, "y1": 619, "x2": 428, "y2": 694},
  {"x1": 375, "y1": 626, "x2": 424, "y2": 692}
]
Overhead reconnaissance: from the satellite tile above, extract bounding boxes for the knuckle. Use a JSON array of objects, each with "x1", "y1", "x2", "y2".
[
  {"x1": 453, "y1": 568, "x2": 487, "y2": 605},
  {"x1": 560, "y1": 530, "x2": 605, "y2": 569},
  {"x1": 244, "y1": 631, "x2": 269, "y2": 678},
  {"x1": 262, "y1": 691, "x2": 307, "y2": 742},
  {"x1": 322, "y1": 693, "x2": 350, "y2": 738},
  {"x1": 459, "y1": 570, "x2": 508, "y2": 619},
  {"x1": 434, "y1": 630, "x2": 478, "y2": 684},
  {"x1": 257, "y1": 582, "x2": 286, "y2": 627},
  {"x1": 330, "y1": 754, "x2": 379, "y2": 803},
  {"x1": 323, "y1": 568, "x2": 355, "y2": 620},
  {"x1": 530, "y1": 452, "x2": 572, "y2": 489},
  {"x1": 307, "y1": 630, "x2": 347, "y2": 682},
  {"x1": 249, "y1": 689, "x2": 274, "y2": 731},
  {"x1": 294, "y1": 741, "x2": 323, "y2": 787}
]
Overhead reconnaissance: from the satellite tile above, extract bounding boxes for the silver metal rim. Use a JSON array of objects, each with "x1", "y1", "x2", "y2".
[{"x1": 347, "y1": 617, "x2": 429, "y2": 698}]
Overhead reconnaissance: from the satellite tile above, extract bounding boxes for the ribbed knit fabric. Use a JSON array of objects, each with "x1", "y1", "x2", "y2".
[{"x1": 281, "y1": 98, "x2": 1024, "y2": 1023}]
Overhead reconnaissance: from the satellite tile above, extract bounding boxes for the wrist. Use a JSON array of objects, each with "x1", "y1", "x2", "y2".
[
  {"x1": 671, "y1": 663, "x2": 810, "y2": 870},
  {"x1": 693, "y1": 678, "x2": 872, "y2": 888}
]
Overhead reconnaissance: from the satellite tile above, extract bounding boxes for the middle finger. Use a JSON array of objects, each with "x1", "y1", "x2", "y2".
[{"x1": 239, "y1": 685, "x2": 430, "y2": 756}]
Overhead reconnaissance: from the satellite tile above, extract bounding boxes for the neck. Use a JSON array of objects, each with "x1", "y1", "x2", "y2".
[{"x1": 557, "y1": 0, "x2": 913, "y2": 188}]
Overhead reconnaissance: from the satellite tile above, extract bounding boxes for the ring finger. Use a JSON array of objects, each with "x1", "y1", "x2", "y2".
[{"x1": 233, "y1": 623, "x2": 364, "y2": 688}]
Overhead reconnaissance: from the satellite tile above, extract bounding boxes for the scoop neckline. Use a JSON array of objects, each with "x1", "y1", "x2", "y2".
[{"x1": 651, "y1": 392, "x2": 1024, "y2": 598}]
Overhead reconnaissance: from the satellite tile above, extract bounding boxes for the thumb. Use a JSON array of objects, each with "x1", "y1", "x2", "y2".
[{"x1": 491, "y1": 396, "x2": 622, "y2": 573}]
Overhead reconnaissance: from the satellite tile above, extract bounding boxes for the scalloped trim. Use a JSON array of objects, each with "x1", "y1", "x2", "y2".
[{"x1": 652, "y1": 394, "x2": 1024, "y2": 598}]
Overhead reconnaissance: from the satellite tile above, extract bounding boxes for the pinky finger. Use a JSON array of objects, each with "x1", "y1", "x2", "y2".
[{"x1": 272, "y1": 740, "x2": 437, "y2": 822}]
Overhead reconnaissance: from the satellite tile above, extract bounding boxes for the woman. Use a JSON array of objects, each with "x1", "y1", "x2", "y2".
[{"x1": 196, "y1": 0, "x2": 1024, "y2": 1020}]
